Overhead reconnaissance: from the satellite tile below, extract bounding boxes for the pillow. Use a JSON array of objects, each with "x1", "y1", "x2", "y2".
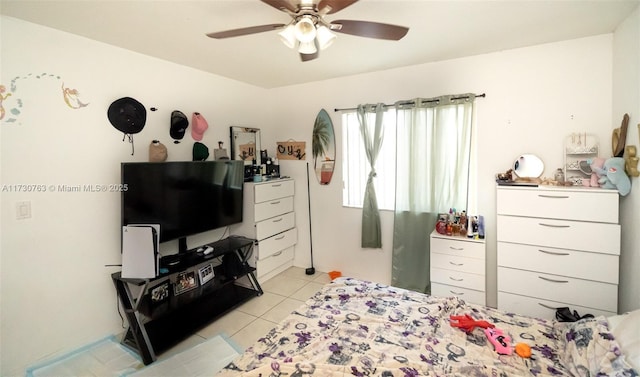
[
  {"x1": 560, "y1": 316, "x2": 637, "y2": 376},
  {"x1": 608, "y1": 309, "x2": 640, "y2": 372}
]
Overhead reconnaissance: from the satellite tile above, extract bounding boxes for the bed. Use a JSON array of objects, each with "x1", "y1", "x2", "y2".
[{"x1": 217, "y1": 277, "x2": 639, "y2": 377}]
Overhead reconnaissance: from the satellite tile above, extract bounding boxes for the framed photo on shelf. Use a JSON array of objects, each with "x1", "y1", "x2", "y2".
[
  {"x1": 198, "y1": 264, "x2": 215, "y2": 285},
  {"x1": 150, "y1": 281, "x2": 169, "y2": 305},
  {"x1": 174, "y1": 271, "x2": 198, "y2": 295}
]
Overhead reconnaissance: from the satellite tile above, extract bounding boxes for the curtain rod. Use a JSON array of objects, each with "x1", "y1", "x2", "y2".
[{"x1": 333, "y1": 93, "x2": 486, "y2": 112}]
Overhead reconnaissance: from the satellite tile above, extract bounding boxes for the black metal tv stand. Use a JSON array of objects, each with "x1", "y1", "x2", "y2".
[{"x1": 111, "y1": 236, "x2": 261, "y2": 365}]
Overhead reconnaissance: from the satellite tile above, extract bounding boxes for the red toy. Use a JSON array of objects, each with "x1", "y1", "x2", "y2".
[{"x1": 450, "y1": 314, "x2": 495, "y2": 333}]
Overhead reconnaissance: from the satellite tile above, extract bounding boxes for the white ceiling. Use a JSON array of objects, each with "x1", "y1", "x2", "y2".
[{"x1": 1, "y1": 0, "x2": 638, "y2": 89}]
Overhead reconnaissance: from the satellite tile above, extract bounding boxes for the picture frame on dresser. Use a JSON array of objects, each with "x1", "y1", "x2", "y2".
[
  {"x1": 198, "y1": 264, "x2": 214, "y2": 285},
  {"x1": 173, "y1": 271, "x2": 198, "y2": 295},
  {"x1": 150, "y1": 281, "x2": 169, "y2": 304}
]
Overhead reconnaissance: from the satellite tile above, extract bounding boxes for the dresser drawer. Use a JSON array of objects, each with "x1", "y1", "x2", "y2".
[
  {"x1": 430, "y1": 236, "x2": 485, "y2": 259},
  {"x1": 497, "y1": 215, "x2": 620, "y2": 255},
  {"x1": 257, "y1": 228, "x2": 297, "y2": 260},
  {"x1": 256, "y1": 212, "x2": 295, "y2": 241},
  {"x1": 497, "y1": 267, "x2": 617, "y2": 312},
  {"x1": 431, "y1": 283, "x2": 486, "y2": 306},
  {"x1": 256, "y1": 246, "x2": 294, "y2": 279},
  {"x1": 430, "y1": 268, "x2": 485, "y2": 291},
  {"x1": 496, "y1": 187, "x2": 618, "y2": 223},
  {"x1": 497, "y1": 242, "x2": 618, "y2": 284},
  {"x1": 254, "y1": 196, "x2": 293, "y2": 222},
  {"x1": 253, "y1": 179, "x2": 295, "y2": 203},
  {"x1": 430, "y1": 253, "x2": 485, "y2": 275},
  {"x1": 498, "y1": 292, "x2": 617, "y2": 319}
]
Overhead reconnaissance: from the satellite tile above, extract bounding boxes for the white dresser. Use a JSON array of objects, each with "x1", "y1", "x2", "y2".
[
  {"x1": 496, "y1": 186, "x2": 620, "y2": 319},
  {"x1": 430, "y1": 230, "x2": 486, "y2": 305},
  {"x1": 232, "y1": 178, "x2": 297, "y2": 284}
]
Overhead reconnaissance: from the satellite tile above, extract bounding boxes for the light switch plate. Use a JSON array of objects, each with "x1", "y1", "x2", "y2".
[{"x1": 16, "y1": 201, "x2": 31, "y2": 220}]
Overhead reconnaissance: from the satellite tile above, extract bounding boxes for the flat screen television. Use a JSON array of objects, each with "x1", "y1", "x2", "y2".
[{"x1": 121, "y1": 160, "x2": 244, "y2": 252}]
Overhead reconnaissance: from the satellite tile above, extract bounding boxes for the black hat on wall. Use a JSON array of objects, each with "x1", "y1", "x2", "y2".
[
  {"x1": 170, "y1": 110, "x2": 188, "y2": 143},
  {"x1": 108, "y1": 97, "x2": 147, "y2": 155},
  {"x1": 108, "y1": 97, "x2": 146, "y2": 134}
]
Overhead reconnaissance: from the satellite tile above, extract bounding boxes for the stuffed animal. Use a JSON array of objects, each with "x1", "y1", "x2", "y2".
[
  {"x1": 450, "y1": 314, "x2": 495, "y2": 333},
  {"x1": 485, "y1": 327, "x2": 513, "y2": 355},
  {"x1": 595, "y1": 157, "x2": 631, "y2": 196},
  {"x1": 586, "y1": 157, "x2": 606, "y2": 187}
]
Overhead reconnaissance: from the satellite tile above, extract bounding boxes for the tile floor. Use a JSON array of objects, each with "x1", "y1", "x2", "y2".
[{"x1": 156, "y1": 266, "x2": 330, "y2": 361}]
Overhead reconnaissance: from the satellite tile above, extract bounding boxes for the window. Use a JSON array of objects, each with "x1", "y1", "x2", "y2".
[
  {"x1": 342, "y1": 103, "x2": 477, "y2": 214},
  {"x1": 341, "y1": 110, "x2": 397, "y2": 210}
]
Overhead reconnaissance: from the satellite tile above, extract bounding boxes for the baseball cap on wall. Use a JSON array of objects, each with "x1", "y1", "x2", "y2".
[
  {"x1": 193, "y1": 142, "x2": 209, "y2": 161},
  {"x1": 170, "y1": 110, "x2": 188, "y2": 143},
  {"x1": 191, "y1": 112, "x2": 209, "y2": 141}
]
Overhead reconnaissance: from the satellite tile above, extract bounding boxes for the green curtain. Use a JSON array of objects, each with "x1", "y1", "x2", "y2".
[
  {"x1": 391, "y1": 94, "x2": 475, "y2": 293},
  {"x1": 357, "y1": 104, "x2": 385, "y2": 248}
]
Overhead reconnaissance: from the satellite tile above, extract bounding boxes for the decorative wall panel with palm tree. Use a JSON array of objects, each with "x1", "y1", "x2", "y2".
[{"x1": 312, "y1": 109, "x2": 336, "y2": 185}]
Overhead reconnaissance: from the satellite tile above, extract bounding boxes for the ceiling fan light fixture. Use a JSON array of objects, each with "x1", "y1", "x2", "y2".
[
  {"x1": 316, "y1": 25, "x2": 336, "y2": 50},
  {"x1": 298, "y1": 40, "x2": 317, "y2": 55},
  {"x1": 278, "y1": 24, "x2": 296, "y2": 48},
  {"x1": 294, "y1": 16, "x2": 317, "y2": 43}
]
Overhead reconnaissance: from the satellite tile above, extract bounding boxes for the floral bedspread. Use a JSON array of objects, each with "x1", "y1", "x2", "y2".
[{"x1": 217, "y1": 277, "x2": 637, "y2": 377}]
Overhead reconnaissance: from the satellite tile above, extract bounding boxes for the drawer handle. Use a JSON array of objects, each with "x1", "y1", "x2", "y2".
[
  {"x1": 539, "y1": 223, "x2": 570, "y2": 228},
  {"x1": 449, "y1": 247, "x2": 464, "y2": 251},
  {"x1": 270, "y1": 200, "x2": 281, "y2": 205},
  {"x1": 272, "y1": 218, "x2": 283, "y2": 223},
  {"x1": 538, "y1": 276, "x2": 569, "y2": 284},
  {"x1": 449, "y1": 262, "x2": 464, "y2": 266},
  {"x1": 271, "y1": 184, "x2": 282, "y2": 187},
  {"x1": 538, "y1": 303, "x2": 558, "y2": 310},
  {"x1": 539, "y1": 249, "x2": 570, "y2": 256},
  {"x1": 538, "y1": 194, "x2": 570, "y2": 199},
  {"x1": 450, "y1": 290, "x2": 465, "y2": 295},
  {"x1": 449, "y1": 277, "x2": 464, "y2": 282},
  {"x1": 274, "y1": 235, "x2": 285, "y2": 240},
  {"x1": 271, "y1": 251, "x2": 284, "y2": 257}
]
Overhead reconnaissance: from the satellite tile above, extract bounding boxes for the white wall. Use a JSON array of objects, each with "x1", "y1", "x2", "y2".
[
  {"x1": 3, "y1": 12, "x2": 637, "y2": 376},
  {"x1": 269, "y1": 35, "x2": 615, "y2": 309},
  {"x1": 0, "y1": 16, "x2": 271, "y2": 375},
  {"x1": 613, "y1": 6, "x2": 640, "y2": 313}
]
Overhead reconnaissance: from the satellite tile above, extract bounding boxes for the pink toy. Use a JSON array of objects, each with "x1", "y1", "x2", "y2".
[
  {"x1": 485, "y1": 327, "x2": 513, "y2": 355},
  {"x1": 586, "y1": 157, "x2": 606, "y2": 187}
]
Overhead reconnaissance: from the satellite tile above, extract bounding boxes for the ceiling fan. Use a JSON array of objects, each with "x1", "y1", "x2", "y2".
[{"x1": 206, "y1": 0, "x2": 409, "y2": 62}]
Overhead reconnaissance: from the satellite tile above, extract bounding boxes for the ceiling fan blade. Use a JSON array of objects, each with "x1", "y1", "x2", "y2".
[
  {"x1": 331, "y1": 20, "x2": 409, "y2": 40},
  {"x1": 261, "y1": 0, "x2": 297, "y2": 13},
  {"x1": 300, "y1": 51, "x2": 319, "y2": 62},
  {"x1": 318, "y1": 0, "x2": 358, "y2": 14},
  {"x1": 206, "y1": 24, "x2": 285, "y2": 39}
]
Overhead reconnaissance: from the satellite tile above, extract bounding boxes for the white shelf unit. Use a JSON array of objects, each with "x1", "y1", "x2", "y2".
[{"x1": 563, "y1": 133, "x2": 599, "y2": 186}]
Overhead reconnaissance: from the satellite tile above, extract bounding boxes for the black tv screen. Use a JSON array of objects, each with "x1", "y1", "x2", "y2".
[{"x1": 121, "y1": 161, "x2": 244, "y2": 247}]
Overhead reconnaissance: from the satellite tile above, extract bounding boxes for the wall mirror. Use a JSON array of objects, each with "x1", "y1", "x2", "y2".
[
  {"x1": 513, "y1": 154, "x2": 544, "y2": 178},
  {"x1": 230, "y1": 127, "x2": 261, "y2": 166}
]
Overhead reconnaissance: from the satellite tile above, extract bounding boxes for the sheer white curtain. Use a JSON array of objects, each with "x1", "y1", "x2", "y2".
[{"x1": 392, "y1": 95, "x2": 476, "y2": 293}]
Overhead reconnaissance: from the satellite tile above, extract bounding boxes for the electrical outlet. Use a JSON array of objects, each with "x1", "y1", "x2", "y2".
[{"x1": 16, "y1": 201, "x2": 31, "y2": 220}]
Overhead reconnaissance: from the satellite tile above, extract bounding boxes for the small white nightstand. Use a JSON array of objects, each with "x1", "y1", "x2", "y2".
[{"x1": 430, "y1": 230, "x2": 486, "y2": 305}]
